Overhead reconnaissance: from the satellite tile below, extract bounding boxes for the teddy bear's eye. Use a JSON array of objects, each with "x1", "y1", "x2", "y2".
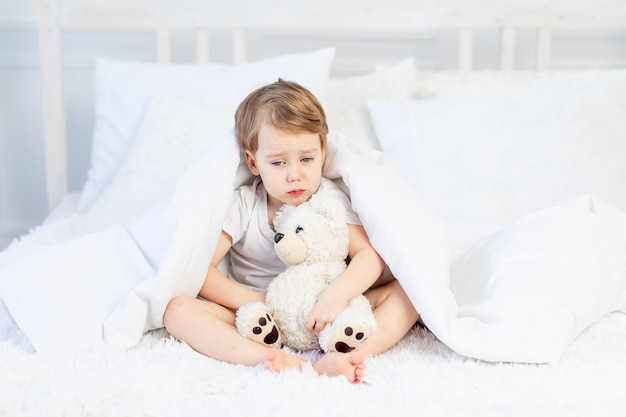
[{"x1": 295, "y1": 226, "x2": 304, "y2": 234}]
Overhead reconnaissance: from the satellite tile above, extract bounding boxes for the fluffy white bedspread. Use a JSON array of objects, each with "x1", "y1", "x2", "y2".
[
  {"x1": 1, "y1": 131, "x2": 625, "y2": 366},
  {"x1": 1, "y1": 315, "x2": 625, "y2": 417}
]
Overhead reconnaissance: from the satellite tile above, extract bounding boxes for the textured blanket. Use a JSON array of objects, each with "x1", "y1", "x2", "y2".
[{"x1": 1, "y1": 131, "x2": 625, "y2": 362}]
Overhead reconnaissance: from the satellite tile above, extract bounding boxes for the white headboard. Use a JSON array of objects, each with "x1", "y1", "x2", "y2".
[{"x1": 38, "y1": 0, "x2": 626, "y2": 210}]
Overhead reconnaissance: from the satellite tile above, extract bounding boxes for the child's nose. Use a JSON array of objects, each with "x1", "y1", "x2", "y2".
[{"x1": 286, "y1": 164, "x2": 301, "y2": 181}]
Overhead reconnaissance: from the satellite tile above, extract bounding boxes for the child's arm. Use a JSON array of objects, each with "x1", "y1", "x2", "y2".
[
  {"x1": 306, "y1": 224, "x2": 385, "y2": 333},
  {"x1": 199, "y1": 230, "x2": 266, "y2": 309}
]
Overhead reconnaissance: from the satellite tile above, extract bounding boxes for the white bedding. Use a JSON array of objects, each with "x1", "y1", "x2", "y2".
[{"x1": 1, "y1": 130, "x2": 625, "y2": 364}]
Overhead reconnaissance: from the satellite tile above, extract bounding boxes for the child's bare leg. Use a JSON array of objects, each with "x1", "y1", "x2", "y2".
[
  {"x1": 164, "y1": 296, "x2": 307, "y2": 369},
  {"x1": 358, "y1": 279, "x2": 419, "y2": 356}
]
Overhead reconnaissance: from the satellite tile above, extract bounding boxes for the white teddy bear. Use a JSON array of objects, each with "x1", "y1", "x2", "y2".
[{"x1": 235, "y1": 193, "x2": 377, "y2": 353}]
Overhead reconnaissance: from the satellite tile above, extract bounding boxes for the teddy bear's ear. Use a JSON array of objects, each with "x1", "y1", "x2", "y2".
[
  {"x1": 272, "y1": 203, "x2": 296, "y2": 229},
  {"x1": 310, "y1": 194, "x2": 346, "y2": 223}
]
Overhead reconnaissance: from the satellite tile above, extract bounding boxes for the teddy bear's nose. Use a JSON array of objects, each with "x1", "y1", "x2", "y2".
[{"x1": 274, "y1": 233, "x2": 284, "y2": 243}]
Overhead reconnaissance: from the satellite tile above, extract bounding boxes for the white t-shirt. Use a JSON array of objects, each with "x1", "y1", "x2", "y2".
[{"x1": 223, "y1": 177, "x2": 361, "y2": 291}]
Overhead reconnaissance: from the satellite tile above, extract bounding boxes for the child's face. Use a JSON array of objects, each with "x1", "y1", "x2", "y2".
[{"x1": 245, "y1": 122, "x2": 325, "y2": 209}]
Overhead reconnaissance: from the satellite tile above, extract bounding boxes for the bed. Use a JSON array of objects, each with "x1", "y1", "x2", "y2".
[{"x1": 2, "y1": 1, "x2": 626, "y2": 415}]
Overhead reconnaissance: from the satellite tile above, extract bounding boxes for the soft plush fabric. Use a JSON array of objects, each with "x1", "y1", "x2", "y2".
[
  {"x1": 3, "y1": 319, "x2": 626, "y2": 417},
  {"x1": 325, "y1": 57, "x2": 418, "y2": 150},
  {"x1": 369, "y1": 69, "x2": 626, "y2": 260},
  {"x1": 1, "y1": 131, "x2": 625, "y2": 365},
  {"x1": 78, "y1": 48, "x2": 335, "y2": 212},
  {"x1": 2, "y1": 196, "x2": 626, "y2": 411}
]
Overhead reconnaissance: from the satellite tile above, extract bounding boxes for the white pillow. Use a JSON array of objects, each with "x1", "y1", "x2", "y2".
[
  {"x1": 325, "y1": 57, "x2": 418, "y2": 150},
  {"x1": 369, "y1": 69, "x2": 626, "y2": 261},
  {"x1": 414, "y1": 70, "x2": 590, "y2": 99},
  {"x1": 80, "y1": 95, "x2": 231, "y2": 231},
  {"x1": 78, "y1": 47, "x2": 335, "y2": 212}
]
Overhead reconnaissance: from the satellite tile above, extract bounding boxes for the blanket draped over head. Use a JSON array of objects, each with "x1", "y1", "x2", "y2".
[{"x1": 1, "y1": 131, "x2": 625, "y2": 362}]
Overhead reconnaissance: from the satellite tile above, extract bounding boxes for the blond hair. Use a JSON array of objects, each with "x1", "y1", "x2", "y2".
[{"x1": 234, "y1": 79, "x2": 328, "y2": 154}]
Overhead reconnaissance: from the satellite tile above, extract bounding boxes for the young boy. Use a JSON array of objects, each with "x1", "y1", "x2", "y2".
[{"x1": 163, "y1": 79, "x2": 419, "y2": 383}]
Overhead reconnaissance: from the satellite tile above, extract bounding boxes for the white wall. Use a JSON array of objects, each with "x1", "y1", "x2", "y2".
[{"x1": 2, "y1": 0, "x2": 626, "y2": 248}]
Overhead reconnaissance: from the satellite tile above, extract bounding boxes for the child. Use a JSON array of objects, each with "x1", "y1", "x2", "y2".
[{"x1": 163, "y1": 79, "x2": 419, "y2": 383}]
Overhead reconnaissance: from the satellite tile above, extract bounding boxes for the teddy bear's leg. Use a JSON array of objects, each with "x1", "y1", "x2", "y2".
[
  {"x1": 318, "y1": 296, "x2": 377, "y2": 353},
  {"x1": 235, "y1": 302, "x2": 282, "y2": 348}
]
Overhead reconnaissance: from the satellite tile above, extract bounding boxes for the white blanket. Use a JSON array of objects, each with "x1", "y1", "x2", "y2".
[{"x1": 1, "y1": 131, "x2": 625, "y2": 362}]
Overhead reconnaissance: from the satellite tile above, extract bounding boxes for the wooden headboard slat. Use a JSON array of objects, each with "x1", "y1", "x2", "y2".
[
  {"x1": 536, "y1": 28, "x2": 553, "y2": 71},
  {"x1": 39, "y1": 0, "x2": 68, "y2": 210},
  {"x1": 458, "y1": 29, "x2": 474, "y2": 71},
  {"x1": 195, "y1": 28, "x2": 210, "y2": 64},
  {"x1": 499, "y1": 28, "x2": 516, "y2": 71},
  {"x1": 156, "y1": 28, "x2": 171, "y2": 63},
  {"x1": 232, "y1": 29, "x2": 248, "y2": 66}
]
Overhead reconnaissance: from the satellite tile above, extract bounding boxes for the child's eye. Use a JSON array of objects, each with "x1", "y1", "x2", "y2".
[
  {"x1": 295, "y1": 226, "x2": 304, "y2": 234},
  {"x1": 271, "y1": 161, "x2": 284, "y2": 166},
  {"x1": 301, "y1": 157, "x2": 313, "y2": 163}
]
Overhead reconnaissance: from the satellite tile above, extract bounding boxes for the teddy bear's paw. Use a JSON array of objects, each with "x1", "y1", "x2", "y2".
[
  {"x1": 236, "y1": 304, "x2": 282, "y2": 348},
  {"x1": 247, "y1": 312, "x2": 282, "y2": 348},
  {"x1": 326, "y1": 323, "x2": 370, "y2": 353}
]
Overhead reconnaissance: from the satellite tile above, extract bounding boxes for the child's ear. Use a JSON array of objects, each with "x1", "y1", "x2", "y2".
[{"x1": 244, "y1": 150, "x2": 260, "y2": 175}]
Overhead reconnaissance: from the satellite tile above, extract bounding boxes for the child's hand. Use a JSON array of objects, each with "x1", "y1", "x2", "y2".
[{"x1": 305, "y1": 288, "x2": 348, "y2": 333}]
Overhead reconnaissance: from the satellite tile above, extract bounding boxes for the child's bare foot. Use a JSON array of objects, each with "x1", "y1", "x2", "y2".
[
  {"x1": 265, "y1": 349, "x2": 308, "y2": 373},
  {"x1": 312, "y1": 351, "x2": 366, "y2": 383}
]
